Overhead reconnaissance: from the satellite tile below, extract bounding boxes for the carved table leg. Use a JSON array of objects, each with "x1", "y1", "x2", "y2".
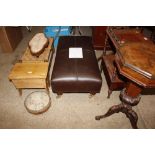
[
  {"x1": 95, "y1": 103, "x2": 138, "y2": 129},
  {"x1": 97, "y1": 34, "x2": 108, "y2": 61},
  {"x1": 124, "y1": 106, "x2": 138, "y2": 129},
  {"x1": 95, "y1": 82, "x2": 142, "y2": 129},
  {"x1": 103, "y1": 34, "x2": 108, "y2": 55}
]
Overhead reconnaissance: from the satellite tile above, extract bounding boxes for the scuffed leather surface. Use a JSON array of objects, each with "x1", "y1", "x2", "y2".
[{"x1": 51, "y1": 36, "x2": 102, "y2": 93}]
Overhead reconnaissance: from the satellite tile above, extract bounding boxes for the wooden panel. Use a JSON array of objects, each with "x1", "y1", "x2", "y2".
[
  {"x1": 12, "y1": 79, "x2": 46, "y2": 88},
  {"x1": 92, "y1": 26, "x2": 107, "y2": 50},
  {"x1": 0, "y1": 27, "x2": 22, "y2": 52},
  {"x1": 9, "y1": 62, "x2": 49, "y2": 79},
  {"x1": 115, "y1": 53, "x2": 155, "y2": 88},
  {"x1": 5, "y1": 27, "x2": 23, "y2": 50},
  {"x1": 107, "y1": 28, "x2": 151, "y2": 50},
  {"x1": 21, "y1": 38, "x2": 53, "y2": 62},
  {"x1": 119, "y1": 42, "x2": 155, "y2": 79},
  {"x1": 0, "y1": 27, "x2": 12, "y2": 52}
]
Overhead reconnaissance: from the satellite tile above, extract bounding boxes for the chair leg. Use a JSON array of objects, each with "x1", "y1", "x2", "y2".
[
  {"x1": 100, "y1": 61, "x2": 103, "y2": 73},
  {"x1": 107, "y1": 89, "x2": 112, "y2": 98},
  {"x1": 103, "y1": 34, "x2": 108, "y2": 55},
  {"x1": 18, "y1": 89, "x2": 22, "y2": 96}
]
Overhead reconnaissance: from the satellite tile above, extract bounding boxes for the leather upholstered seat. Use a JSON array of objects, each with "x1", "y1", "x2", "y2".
[{"x1": 51, "y1": 36, "x2": 102, "y2": 94}]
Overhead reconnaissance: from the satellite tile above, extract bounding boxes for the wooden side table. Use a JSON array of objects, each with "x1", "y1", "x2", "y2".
[
  {"x1": 8, "y1": 62, "x2": 50, "y2": 96},
  {"x1": 96, "y1": 41, "x2": 155, "y2": 128}
]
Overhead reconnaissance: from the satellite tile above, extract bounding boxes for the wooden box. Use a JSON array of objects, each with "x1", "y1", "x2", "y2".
[{"x1": 8, "y1": 62, "x2": 49, "y2": 95}]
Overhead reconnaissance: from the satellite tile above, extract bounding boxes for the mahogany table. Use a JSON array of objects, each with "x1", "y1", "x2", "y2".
[
  {"x1": 106, "y1": 27, "x2": 150, "y2": 52},
  {"x1": 95, "y1": 28, "x2": 155, "y2": 129}
]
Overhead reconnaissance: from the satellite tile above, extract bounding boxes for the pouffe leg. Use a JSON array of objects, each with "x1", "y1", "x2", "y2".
[
  {"x1": 89, "y1": 92, "x2": 96, "y2": 98},
  {"x1": 56, "y1": 93, "x2": 63, "y2": 99}
]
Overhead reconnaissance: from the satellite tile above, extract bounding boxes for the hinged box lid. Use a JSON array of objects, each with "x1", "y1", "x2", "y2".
[{"x1": 9, "y1": 62, "x2": 49, "y2": 80}]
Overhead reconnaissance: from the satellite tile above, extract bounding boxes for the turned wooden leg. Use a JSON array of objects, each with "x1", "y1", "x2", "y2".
[
  {"x1": 107, "y1": 89, "x2": 112, "y2": 98},
  {"x1": 47, "y1": 77, "x2": 51, "y2": 87},
  {"x1": 46, "y1": 79, "x2": 50, "y2": 94},
  {"x1": 97, "y1": 34, "x2": 108, "y2": 61},
  {"x1": 56, "y1": 92, "x2": 63, "y2": 98},
  {"x1": 100, "y1": 61, "x2": 103, "y2": 73},
  {"x1": 106, "y1": 67, "x2": 117, "y2": 99},
  {"x1": 103, "y1": 34, "x2": 108, "y2": 55},
  {"x1": 97, "y1": 56, "x2": 102, "y2": 62},
  {"x1": 46, "y1": 87, "x2": 50, "y2": 95},
  {"x1": 89, "y1": 93, "x2": 96, "y2": 98},
  {"x1": 18, "y1": 89, "x2": 22, "y2": 96}
]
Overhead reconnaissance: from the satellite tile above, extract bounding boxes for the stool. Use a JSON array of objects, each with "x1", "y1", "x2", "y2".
[
  {"x1": 51, "y1": 36, "x2": 102, "y2": 95},
  {"x1": 9, "y1": 62, "x2": 50, "y2": 96}
]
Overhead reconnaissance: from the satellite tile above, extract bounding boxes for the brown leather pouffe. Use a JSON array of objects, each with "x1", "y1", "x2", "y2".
[{"x1": 51, "y1": 36, "x2": 102, "y2": 95}]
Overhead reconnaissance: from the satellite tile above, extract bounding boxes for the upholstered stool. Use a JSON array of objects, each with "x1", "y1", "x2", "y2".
[{"x1": 51, "y1": 36, "x2": 102, "y2": 95}]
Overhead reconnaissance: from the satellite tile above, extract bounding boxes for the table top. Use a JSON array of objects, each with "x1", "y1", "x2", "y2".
[
  {"x1": 9, "y1": 62, "x2": 49, "y2": 79},
  {"x1": 118, "y1": 42, "x2": 155, "y2": 79},
  {"x1": 115, "y1": 43, "x2": 155, "y2": 88},
  {"x1": 107, "y1": 28, "x2": 155, "y2": 88},
  {"x1": 21, "y1": 38, "x2": 53, "y2": 62},
  {"x1": 107, "y1": 28, "x2": 151, "y2": 49}
]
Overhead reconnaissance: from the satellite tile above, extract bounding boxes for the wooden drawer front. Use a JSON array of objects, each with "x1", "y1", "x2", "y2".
[
  {"x1": 102, "y1": 55, "x2": 125, "y2": 90},
  {"x1": 12, "y1": 79, "x2": 46, "y2": 88}
]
